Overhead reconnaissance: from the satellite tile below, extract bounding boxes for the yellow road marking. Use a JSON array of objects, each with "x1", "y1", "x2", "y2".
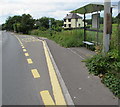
[
  {"x1": 40, "y1": 90, "x2": 55, "y2": 105},
  {"x1": 42, "y1": 41, "x2": 66, "y2": 105},
  {"x1": 27, "y1": 58, "x2": 33, "y2": 64},
  {"x1": 39, "y1": 40, "x2": 42, "y2": 42},
  {"x1": 14, "y1": 35, "x2": 23, "y2": 45},
  {"x1": 31, "y1": 69, "x2": 40, "y2": 78},
  {"x1": 23, "y1": 49, "x2": 27, "y2": 52},
  {"x1": 22, "y1": 46, "x2": 25, "y2": 48},
  {"x1": 25, "y1": 53, "x2": 29, "y2": 56}
]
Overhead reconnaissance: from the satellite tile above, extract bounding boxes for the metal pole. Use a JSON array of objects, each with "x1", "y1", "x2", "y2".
[
  {"x1": 96, "y1": 7, "x2": 99, "y2": 46},
  {"x1": 102, "y1": 0, "x2": 111, "y2": 56},
  {"x1": 84, "y1": 14, "x2": 86, "y2": 41},
  {"x1": 118, "y1": 1, "x2": 120, "y2": 60}
]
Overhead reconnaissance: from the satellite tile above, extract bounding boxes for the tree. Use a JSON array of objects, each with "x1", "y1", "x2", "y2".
[
  {"x1": 37, "y1": 17, "x2": 58, "y2": 30},
  {"x1": 5, "y1": 16, "x2": 22, "y2": 31},
  {"x1": 3, "y1": 14, "x2": 63, "y2": 33},
  {"x1": 38, "y1": 17, "x2": 49, "y2": 30},
  {"x1": 20, "y1": 14, "x2": 35, "y2": 34},
  {"x1": 2, "y1": 24, "x2": 6, "y2": 30},
  {"x1": 3, "y1": 14, "x2": 34, "y2": 34}
]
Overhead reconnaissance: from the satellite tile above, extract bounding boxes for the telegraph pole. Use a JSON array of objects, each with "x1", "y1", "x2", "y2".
[{"x1": 102, "y1": 0, "x2": 111, "y2": 56}]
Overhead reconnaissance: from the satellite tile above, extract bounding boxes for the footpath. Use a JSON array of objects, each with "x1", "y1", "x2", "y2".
[
  {"x1": 36, "y1": 36, "x2": 118, "y2": 105},
  {"x1": 45, "y1": 38, "x2": 118, "y2": 105}
]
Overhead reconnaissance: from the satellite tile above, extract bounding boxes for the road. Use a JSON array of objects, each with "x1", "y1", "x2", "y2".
[
  {"x1": 2, "y1": 31, "x2": 67, "y2": 105},
  {"x1": 2, "y1": 31, "x2": 118, "y2": 106}
]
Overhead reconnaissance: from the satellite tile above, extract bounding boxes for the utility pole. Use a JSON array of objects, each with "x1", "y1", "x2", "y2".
[
  {"x1": 83, "y1": 14, "x2": 86, "y2": 41},
  {"x1": 102, "y1": 0, "x2": 111, "y2": 56},
  {"x1": 118, "y1": 1, "x2": 120, "y2": 60}
]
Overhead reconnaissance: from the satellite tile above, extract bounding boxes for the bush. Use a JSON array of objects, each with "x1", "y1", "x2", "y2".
[
  {"x1": 30, "y1": 29, "x2": 39, "y2": 35},
  {"x1": 85, "y1": 49, "x2": 120, "y2": 98},
  {"x1": 52, "y1": 26, "x2": 62, "y2": 32},
  {"x1": 102, "y1": 72, "x2": 120, "y2": 98},
  {"x1": 86, "y1": 50, "x2": 119, "y2": 75}
]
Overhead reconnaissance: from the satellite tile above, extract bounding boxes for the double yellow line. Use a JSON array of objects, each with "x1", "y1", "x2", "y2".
[{"x1": 41, "y1": 41, "x2": 66, "y2": 105}]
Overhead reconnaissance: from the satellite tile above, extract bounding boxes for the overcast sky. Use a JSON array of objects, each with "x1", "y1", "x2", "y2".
[{"x1": 0, "y1": 0, "x2": 119, "y2": 24}]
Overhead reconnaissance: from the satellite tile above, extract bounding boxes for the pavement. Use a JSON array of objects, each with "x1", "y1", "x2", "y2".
[
  {"x1": 45, "y1": 39, "x2": 118, "y2": 105},
  {"x1": 2, "y1": 31, "x2": 119, "y2": 106}
]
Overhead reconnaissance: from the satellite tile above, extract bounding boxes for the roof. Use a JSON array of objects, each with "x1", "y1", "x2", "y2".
[
  {"x1": 71, "y1": 3, "x2": 104, "y2": 14},
  {"x1": 64, "y1": 13, "x2": 82, "y2": 19}
]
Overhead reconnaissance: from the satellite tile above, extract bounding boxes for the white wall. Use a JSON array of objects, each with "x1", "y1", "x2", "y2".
[{"x1": 64, "y1": 18, "x2": 84, "y2": 28}]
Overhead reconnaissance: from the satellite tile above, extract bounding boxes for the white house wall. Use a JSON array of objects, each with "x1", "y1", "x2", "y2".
[
  {"x1": 64, "y1": 19, "x2": 84, "y2": 28},
  {"x1": 71, "y1": 19, "x2": 76, "y2": 28},
  {"x1": 77, "y1": 19, "x2": 84, "y2": 27}
]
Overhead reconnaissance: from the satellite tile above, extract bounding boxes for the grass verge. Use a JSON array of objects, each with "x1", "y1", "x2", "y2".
[{"x1": 30, "y1": 29, "x2": 84, "y2": 48}]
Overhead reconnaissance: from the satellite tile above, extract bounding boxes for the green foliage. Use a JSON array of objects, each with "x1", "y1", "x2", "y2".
[
  {"x1": 110, "y1": 24, "x2": 118, "y2": 50},
  {"x1": 86, "y1": 50, "x2": 120, "y2": 98},
  {"x1": 4, "y1": 16, "x2": 22, "y2": 31},
  {"x1": 52, "y1": 26, "x2": 62, "y2": 32},
  {"x1": 1, "y1": 24, "x2": 6, "y2": 30},
  {"x1": 34, "y1": 17, "x2": 63, "y2": 31},
  {"x1": 55, "y1": 20, "x2": 63, "y2": 27},
  {"x1": 38, "y1": 17, "x2": 49, "y2": 29},
  {"x1": 20, "y1": 14, "x2": 35, "y2": 34},
  {"x1": 102, "y1": 72, "x2": 120, "y2": 98},
  {"x1": 30, "y1": 29, "x2": 84, "y2": 48},
  {"x1": 86, "y1": 17, "x2": 104, "y2": 25},
  {"x1": 3, "y1": 14, "x2": 35, "y2": 34},
  {"x1": 86, "y1": 54, "x2": 109, "y2": 75}
]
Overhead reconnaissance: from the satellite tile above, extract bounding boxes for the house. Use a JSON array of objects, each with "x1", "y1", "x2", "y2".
[{"x1": 63, "y1": 13, "x2": 84, "y2": 29}]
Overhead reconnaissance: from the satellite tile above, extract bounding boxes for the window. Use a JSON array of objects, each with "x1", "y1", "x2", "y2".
[
  {"x1": 64, "y1": 19, "x2": 66, "y2": 22},
  {"x1": 68, "y1": 19, "x2": 71, "y2": 22},
  {"x1": 68, "y1": 24, "x2": 71, "y2": 28},
  {"x1": 76, "y1": 19, "x2": 78, "y2": 22},
  {"x1": 64, "y1": 24, "x2": 66, "y2": 27},
  {"x1": 79, "y1": 24, "x2": 80, "y2": 27}
]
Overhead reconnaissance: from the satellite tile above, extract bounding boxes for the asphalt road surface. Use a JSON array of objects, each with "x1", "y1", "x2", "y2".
[
  {"x1": 2, "y1": 31, "x2": 66, "y2": 105},
  {"x1": 2, "y1": 31, "x2": 118, "y2": 106}
]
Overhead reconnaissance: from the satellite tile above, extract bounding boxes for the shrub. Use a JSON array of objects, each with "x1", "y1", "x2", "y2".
[
  {"x1": 85, "y1": 49, "x2": 120, "y2": 98},
  {"x1": 102, "y1": 72, "x2": 120, "y2": 98},
  {"x1": 86, "y1": 50, "x2": 119, "y2": 75}
]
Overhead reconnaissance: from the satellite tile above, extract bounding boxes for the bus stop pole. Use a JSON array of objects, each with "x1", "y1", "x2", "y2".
[
  {"x1": 102, "y1": 0, "x2": 111, "y2": 56},
  {"x1": 118, "y1": 1, "x2": 120, "y2": 60},
  {"x1": 84, "y1": 13, "x2": 86, "y2": 41}
]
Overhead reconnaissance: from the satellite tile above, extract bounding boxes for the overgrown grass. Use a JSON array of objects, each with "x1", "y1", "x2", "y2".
[
  {"x1": 30, "y1": 24, "x2": 118, "y2": 49},
  {"x1": 30, "y1": 29, "x2": 84, "y2": 47},
  {"x1": 110, "y1": 24, "x2": 118, "y2": 50}
]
